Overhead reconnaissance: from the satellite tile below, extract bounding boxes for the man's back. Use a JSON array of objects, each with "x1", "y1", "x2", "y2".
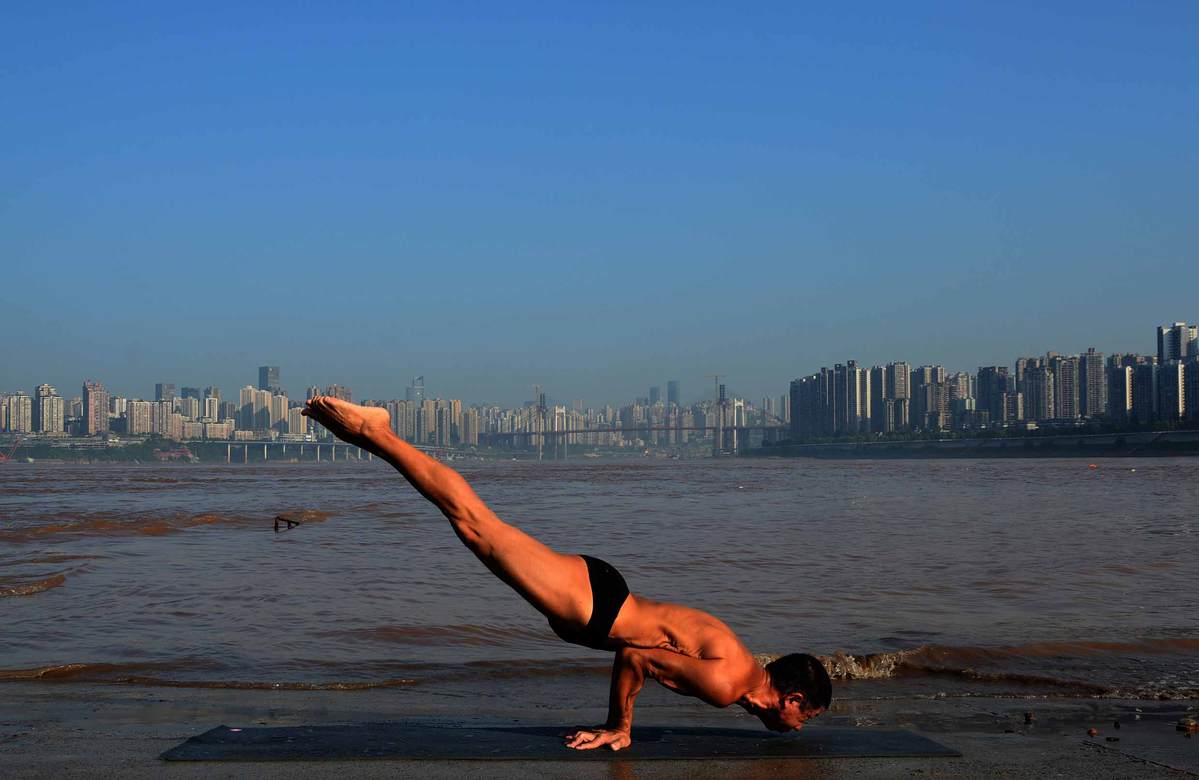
[{"x1": 613, "y1": 596, "x2": 760, "y2": 693}]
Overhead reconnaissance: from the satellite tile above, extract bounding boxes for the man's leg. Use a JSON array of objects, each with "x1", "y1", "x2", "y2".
[{"x1": 303, "y1": 396, "x2": 596, "y2": 629}]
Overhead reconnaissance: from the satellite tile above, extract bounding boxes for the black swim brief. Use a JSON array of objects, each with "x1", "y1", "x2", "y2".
[{"x1": 554, "y1": 555, "x2": 630, "y2": 651}]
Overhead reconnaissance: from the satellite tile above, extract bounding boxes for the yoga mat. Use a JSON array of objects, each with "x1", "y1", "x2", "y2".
[{"x1": 161, "y1": 721, "x2": 961, "y2": 762}]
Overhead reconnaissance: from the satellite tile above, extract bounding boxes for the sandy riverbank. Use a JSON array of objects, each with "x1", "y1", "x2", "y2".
[{"x1": 2, "y1": 681, "x2": 1195, "y2": 778}]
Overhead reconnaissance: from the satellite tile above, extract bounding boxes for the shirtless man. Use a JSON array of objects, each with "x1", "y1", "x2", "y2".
[{"x1": 302, "y1": 396, "x2": 832, "y2": 752}]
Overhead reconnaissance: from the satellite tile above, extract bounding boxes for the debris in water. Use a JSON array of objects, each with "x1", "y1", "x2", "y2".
[
  {"x1": 1178, "y1": 717, "x2": 1199, "y2": 733},
  {"x1": 274, "y1": 515, "x2": 302, "y2": 533},
  {"x1": 1023, "y1": 712, "x2": 1036, "y2": 724},
  {"x1": 1088, "y1": 464, "x2": 1098, "y2": 470},
  {"x1": 1087, "y1": 728, "x2": 1099, "y2": 737},
  {"x1": 1113, "y1": 720, "x2": 1120, "y2": 730}
]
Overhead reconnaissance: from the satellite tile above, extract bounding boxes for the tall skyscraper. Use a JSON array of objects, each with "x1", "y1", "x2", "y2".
[
  {"x1": 1157, "y1": 322, "x2": 1198, "y2": 364},
  {"x1": 406, "y1": 376, "x2": 426, "y2": 405},
  {"x1": 203, "y1": 386, "x2": 221, "y2": 402},
  {"x1": 155, "y1": 383, "x2": 177, "y2": 403},
  {"x1": 976, "y1": 366, "x2": 1009, "y2": 426},
  {"x1": 181, "y1": 387, "x2": 202, "y2": 401},
  {"x1": 1079, "y1": 348, "x2": 1107, "y2": 418},
  {"x1": 666, "y1": 380, "x2": 680, "y2": 407},
  {"x1": 258, "y1": 366, "x2": 281, "y2": 393},
  {"x1": 83, "y1": 380, "x2": 109, "y2": 436},
  {"x1": 649, "y1": 386, "x2": 661, "y2": 406}
]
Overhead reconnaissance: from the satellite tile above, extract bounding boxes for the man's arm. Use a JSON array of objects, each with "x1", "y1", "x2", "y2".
[{"x1": 564, "y1": 646, "x2": 739, "y2": 751}]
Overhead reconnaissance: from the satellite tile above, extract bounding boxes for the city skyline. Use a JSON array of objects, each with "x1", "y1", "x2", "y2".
[
  {"x1": 0, "y1": 321, "x2": 1189, "y2": 412},
  {"x1": 5, "y1": 320, "x2": 1198, "y2": 448}
]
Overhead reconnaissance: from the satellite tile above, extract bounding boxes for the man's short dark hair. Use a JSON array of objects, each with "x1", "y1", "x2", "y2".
[{"x1": 765, "y1": 653, "x2": 832, "y2": 712}]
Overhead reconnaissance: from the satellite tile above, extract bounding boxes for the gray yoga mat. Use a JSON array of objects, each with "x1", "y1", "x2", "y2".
[{"x1": 161, "y1": 721, "x2": 961, "y2": 762}]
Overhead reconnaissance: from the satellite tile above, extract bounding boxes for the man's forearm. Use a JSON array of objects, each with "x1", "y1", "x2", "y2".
[{"x1": 606, "y1": 648, "x2": 646, "y2": 732}]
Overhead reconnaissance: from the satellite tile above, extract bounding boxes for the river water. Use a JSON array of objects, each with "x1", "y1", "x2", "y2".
[{"x1": 1, "y1": 458, "x2": 1196, "y2": 702}]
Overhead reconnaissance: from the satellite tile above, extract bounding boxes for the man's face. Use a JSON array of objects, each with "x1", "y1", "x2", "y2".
[{"x1": 757, "y1": 703, "x2": 824, "y2": 732}]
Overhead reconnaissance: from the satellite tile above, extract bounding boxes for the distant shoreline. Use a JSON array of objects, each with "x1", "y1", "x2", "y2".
[{"x1": 749, "y1": 429, "x2": 1199, "y2": 459}]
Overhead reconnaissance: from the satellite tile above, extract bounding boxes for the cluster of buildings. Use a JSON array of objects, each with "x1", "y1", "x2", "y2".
[
  {"x1": 0, "y1": 369, "x2": 766, "y2": 452},
  {"x1": 0, "y1": 368, "x2": 321, "y2": 443},
  {"x1": 788, "y1": 322, "x2": 1199, "y2": 440}
]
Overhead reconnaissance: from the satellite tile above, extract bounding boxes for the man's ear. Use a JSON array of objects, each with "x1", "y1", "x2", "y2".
[{"x1": 783, "y1": 692, "x2": 805, "y2": 710}]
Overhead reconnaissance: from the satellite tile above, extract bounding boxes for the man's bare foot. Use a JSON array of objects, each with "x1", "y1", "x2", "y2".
[{"x1": 301, "y1": 396, "x2": 391, "y2": 448}]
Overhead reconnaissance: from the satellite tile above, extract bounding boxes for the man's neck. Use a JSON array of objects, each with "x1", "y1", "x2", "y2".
[{"x1": 736, "y1": 665, "x2": 776, "y2": 714}]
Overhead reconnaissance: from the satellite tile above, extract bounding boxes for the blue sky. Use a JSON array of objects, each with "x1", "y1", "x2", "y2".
[{"x1": 3, "y1": 2, "x2": 1197, "y2": 406}]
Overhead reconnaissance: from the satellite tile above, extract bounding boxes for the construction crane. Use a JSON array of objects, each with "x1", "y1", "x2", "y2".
[{"x1": 0, "y1": 437, "x2": 23, "y2": 462}]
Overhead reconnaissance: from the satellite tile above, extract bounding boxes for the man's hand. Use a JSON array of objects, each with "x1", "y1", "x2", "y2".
[{"x1": 562, "y1": 726, "x2": 631, "y2": 751}]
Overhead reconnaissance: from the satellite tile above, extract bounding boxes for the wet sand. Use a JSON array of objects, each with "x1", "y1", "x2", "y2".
[{"x1": 2, "y1": 683, "x2": 1195, "y2": 778}]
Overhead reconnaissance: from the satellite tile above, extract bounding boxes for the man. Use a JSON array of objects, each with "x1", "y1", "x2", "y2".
[{"x1": 302, "y1": 396, "x2": 831, "y2": 752}]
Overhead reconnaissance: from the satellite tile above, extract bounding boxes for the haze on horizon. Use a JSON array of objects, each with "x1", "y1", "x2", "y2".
[{"x1": 3, "y1": 3, "x2": 1197, "y2": 407}]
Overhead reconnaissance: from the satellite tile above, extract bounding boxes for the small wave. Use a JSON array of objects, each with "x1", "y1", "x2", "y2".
[
  {"x1": 0, "y1": 574, "x2": 66, "y2": 598},
  {"x1": 0, "y1": 662, "x2": 416, "y2": 690},
  {"x1": 0, "y1": 509, "x2": 331, "y2": 542},
  {"x1": 317, "y1": 623, "x2": 559, "y2": 648}
]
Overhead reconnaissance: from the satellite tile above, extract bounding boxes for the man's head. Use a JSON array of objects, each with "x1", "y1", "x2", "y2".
[{"x1": 758, "y1": 653, "x2": 832, "y2": 731}]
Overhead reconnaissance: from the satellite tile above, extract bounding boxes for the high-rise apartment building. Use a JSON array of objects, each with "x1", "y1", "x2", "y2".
[
  {"x1": 885, "y1": 362, "x2": 911, "y2": 401},
  {"x1": 1157, "y1": 322, "x2": 1198, "y2": 364},
  {"x1": 1051, "y1": 356, "x2": 1081, "y2": 420},
  {"x1": 33, "y1": 384, "x2": 63, "y2": 434},
  {"x1": 155, "y1": 383, "x2": 177, "y2": 403},
  {"x1": 910, "y1": 365, "x2": 947, "y2": 430},
  {"x1": 203, "y1": 386, "x2": 221, "y2": 402},
  {"x1": 181, "y1": 387, "x2": 202, "y2": 401},
  {"x1": 868, "y1": 366, "x2": 887, "y2": 432},
  {"x1": 1159, "y1": 361, "x2": 1185, "y2": 421},
  {"x1": 1185, "y1": 363, "x2": 1199, "y2": 422},
  {"x1": 462, "y1": 408, "x2": 480, "y2": 446},
  {"x1": 1132, "y1": 361, "x2": 1158, "y2": 424},
  {"x1": 287, "y1": 406, "x2": 307, "y2": 436},
  {"x1": 1079, "y1": 348, "x2": 1107, "y2": 418},
  {"x1": 418, "y1": 399, "x2": 437, "y2": 444},
  {"x1": 649, "y1": 386, "x2": 661, "y2": 406},
  {"x1": 270, "y1": 393, "x2": 289, "y2": 432},
  {"x1": 6, "y1": 392, "x2": 32, "y2": 433},
  {"x1": 1023, "y1": 364, "x2": 1054, "y2": 422},
  {"x1": 126, "y1": 400, "x2": 154, "y2": 435},
  {"x1": 83, "y1": 380, "x2": 109, "y2": 436},
  {"x1": 1106, "y1": 357, "x2": 1133, "y2": 422},
  {"x1": 326, "y1": 384, "x2": 352, "y2": 402}
]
